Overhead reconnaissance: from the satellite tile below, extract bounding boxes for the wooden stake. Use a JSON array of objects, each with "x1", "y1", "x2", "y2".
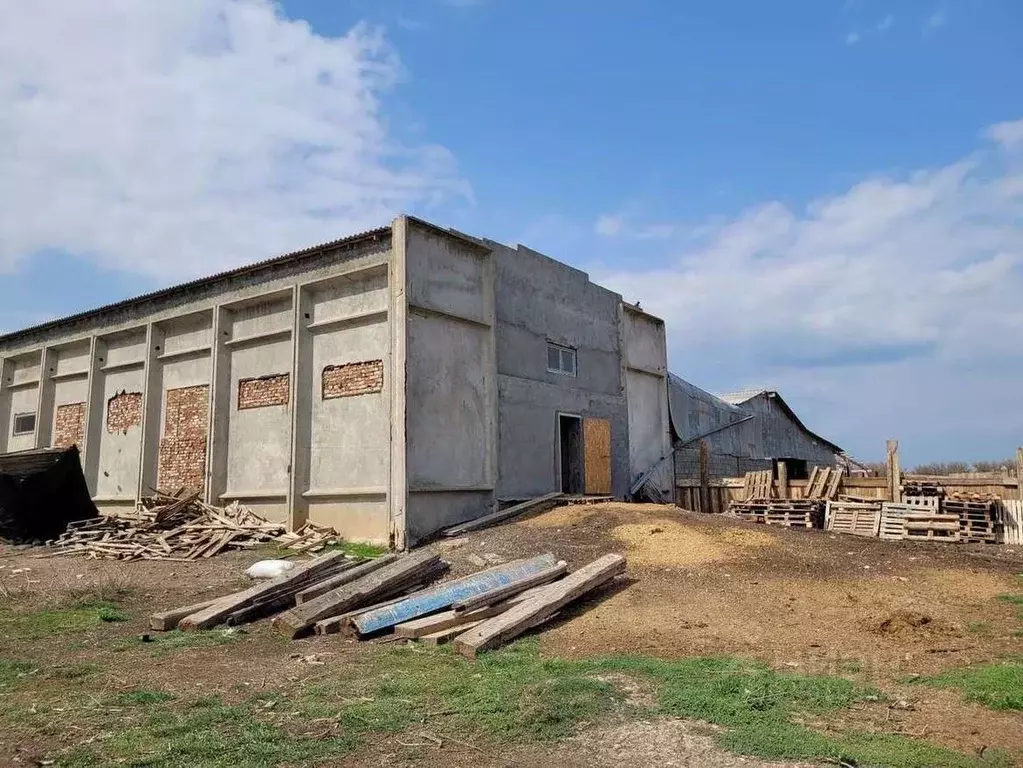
[{"x1": 698, "y1": 440, "x2": 710, "y2": 513}]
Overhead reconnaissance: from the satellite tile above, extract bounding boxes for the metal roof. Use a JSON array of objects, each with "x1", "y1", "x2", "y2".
[
  {"x1": 0, "y1": 224, "x2": 391, "y2": 345},
  {"x1": 716, "y1": 388, "x2": 769, "y2": 406}
]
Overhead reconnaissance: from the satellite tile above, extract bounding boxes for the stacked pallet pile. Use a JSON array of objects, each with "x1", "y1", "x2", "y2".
[
  {"x1": 46, "y1": 493, "x2": 340, "y2": 561},
  {"x1": 943, "y1": 497, "x2": 1001, "y2": 543},
  {"x1": 764, "y1": 500, "x2": 822, "y2": 529},
  {"x1": 903, "y1": 512, "x2": 961, "y2": 543},
  {"x1": 152, "y1": 550, "x2": 625, "y2": 659}
]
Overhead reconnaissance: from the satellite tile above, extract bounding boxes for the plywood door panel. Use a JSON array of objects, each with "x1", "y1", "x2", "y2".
[{"x1": 583, "y1": 418, "x2": 611, "y2": 495}]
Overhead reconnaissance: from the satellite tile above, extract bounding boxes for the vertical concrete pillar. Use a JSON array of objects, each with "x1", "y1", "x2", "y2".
[
  {"x1": 0, "y1": 357, "x2": 12, "y2": 453},
  {"x1": 208, "y1": 306, "x2": 231, "y2": 506},
  {"x1": 138, "y1": 323, "x2": 165, "y2": 498},
  {"x1": 288, "y1": 286, "x2": 313, "y2": 531},
  {"x1": 482, "y1": 247, "x2": 498, "y2": 512},
  {"x1": 388, "y1": 217, "x2": 409, "y2": 550},
  {"x1": 81, "y1": 336, "x2": 107, "y2": 495},
  {"x1": 35, "y1": 347, "x2": 56, "y2": 448}
]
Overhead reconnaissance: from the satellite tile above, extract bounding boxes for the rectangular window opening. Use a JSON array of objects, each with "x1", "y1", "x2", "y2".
[
  {"x1": 546, "y1": 342, "x2": 577, "y2": 376},
  {"x1": 13, "y1": 412, "x2": 36, "y2": 436}
]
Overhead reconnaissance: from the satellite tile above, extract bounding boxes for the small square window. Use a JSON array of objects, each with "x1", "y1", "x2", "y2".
[
  {"x1": 546, "y1": 343, "x2": 577, "y2": 376},
  {"x1": 13, "y1": 412, "x2": 36, "y2": 436}
]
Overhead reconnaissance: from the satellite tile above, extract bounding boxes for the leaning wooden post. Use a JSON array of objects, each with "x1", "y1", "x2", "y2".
[
  {"x1": 1016, "y1": 447, "x2": 1023, "y2": 502},
  {"x1": 698, "y1": 440, "x2": 710, "y2": 513},
  {"x1": 777, "y1": 461, "x2": 789, "y2": 500},
  {"x1": 886, "y1": 439, "x2": 901, "y2": 503}
]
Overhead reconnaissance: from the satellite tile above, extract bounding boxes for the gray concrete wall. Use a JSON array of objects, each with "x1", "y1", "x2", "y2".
[
  {"x1": 403, "y1": 221, "x2": 496, "y2": 543},
  {"x1": 0, "y1": 233, "x2": 396, "y2": 540},
  {"x1": 622, "y1": 305, "x2": 672, "y2": 494},
  {"x1": 489, "y1": 240, "x2": 629, "y2": 500}
]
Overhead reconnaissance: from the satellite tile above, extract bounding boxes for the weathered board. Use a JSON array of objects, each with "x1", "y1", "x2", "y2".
[
  {"x1": 1003, "y1": 500, "x2": 1023, "y2": 546},
  {"x1": 583, "y1": 418, "x2": 612, "y2": 495},
  {"x1": 825, "y1": 501, "x2": 881, "y2": 537}
]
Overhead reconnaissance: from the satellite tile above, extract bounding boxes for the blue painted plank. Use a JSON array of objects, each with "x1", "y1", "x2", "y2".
[{"x1": 353, "y1": 554, "x2": 559, "y2": 635}]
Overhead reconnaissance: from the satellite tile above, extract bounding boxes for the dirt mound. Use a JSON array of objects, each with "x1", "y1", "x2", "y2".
[
  {"x1": 612, "y1": 521, "x2": 726, "y2": 567},
  {"x1": 521, "y1": 502, "x2": 673, "y2": 529},
  {"x1": 868, "y1": 610, "x2": 937, "y2": 636}
]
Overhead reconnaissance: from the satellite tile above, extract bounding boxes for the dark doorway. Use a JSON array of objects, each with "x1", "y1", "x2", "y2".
[
  {"x1": 775, "y1": 458, "x2": 808, "y2": 480},
  {"x1": 559, "y1": 414, "x2": 583, "y2": 494}
]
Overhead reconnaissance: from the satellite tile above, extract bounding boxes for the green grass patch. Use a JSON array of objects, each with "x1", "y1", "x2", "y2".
[
  {"x1": 996, "y1": 593, "x2": 1023, "y2": 621},
  {"x1": 0, "y1": 640, "x2": 1009, "y2": 767},
  {"x1": 0, "y1": 599, "x2": 127, "y2": 640},
  {"x1": 318, "y1": 540, "x2": 390, "y2": 559},
  {"x1": 112, "y1": 628, "x2": 243, "y2": 655},
  {"x1": 0, "y1": 659, "x2": 37, "y2": 688},
  {"x1": 912, "y1": 659, "x2": 1023, "y2": 711}
]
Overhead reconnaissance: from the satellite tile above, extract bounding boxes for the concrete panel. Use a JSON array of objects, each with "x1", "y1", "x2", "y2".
[
  {"x1": 406, "y1": 312, "x2": 489, "y2": 489},
  {"x1": 225, "y1": 337, "x2": 292, "y2": 496},
  {"x1": 102, "y1": 329, "x2": 146, "y2": 369},
  {"x1": 160, "y1": 312, "x2": 213, "y2": 356},
  {"x1": 623, "y1": 308, "x2": 667, "y2": 374},
  {"x1": 53, "y1": 342, "x2": 90, "y2": 377},
  {"x1": 6, "y1": 384, "x2": 39, "y2": 452},
  {"x1": 407, "y1": 224, "x2": 489, "y2": 324},
  {"x1": 308, "y1": 266, "x2": 388, "y2": 323},
  {"x1": 406, "y1": 491, "x2": 493, "y2": 545},
  {"x1": 497, "y1": 374, "x2": 629, "y2": 500},
  {"x1": 230, "y1": 295, "x2": 292, "y2": 340},
  {"x1": 627, "y1": 369, "x2": 668, "y2": 479},
  {"x1": 95, "y1": 367, "x2": 145, "y2": 500},
  {"x1": 10, "y1": 352, "x2": 41, "y2": 387},
  {"x1": 308, "y1": 318, "x2": 390, "y2": 492},
  {"x1": 53, "y1": 376, "x2": 88, "y2": 408},
  {"x1": 307, "y1": 497, "x2": 389, "y2": 544}
]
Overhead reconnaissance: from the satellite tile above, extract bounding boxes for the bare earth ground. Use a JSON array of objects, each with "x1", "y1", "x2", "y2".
[{"x1": 1, "y1": 501, "x2": 1021, "y2": 766}]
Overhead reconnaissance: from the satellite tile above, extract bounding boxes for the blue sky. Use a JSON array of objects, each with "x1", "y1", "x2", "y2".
[{"x1": 2, "y1": 1, "x2": 1022, "y2": 465}]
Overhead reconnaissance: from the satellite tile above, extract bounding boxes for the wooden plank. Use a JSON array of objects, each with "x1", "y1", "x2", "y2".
[
  {"x1": 442, "y1": 492, "x2": 564, "y2": 537},
  {"x1": 293, "y1": 558, "x2": 370, "y2": 604},
  {"x1": 312, "y1": 584, "x2": 435, "y2": 635},
  {"x1": 420, "y1": 620, "x2": 485, "y2": 646},
  {"x1": 177, "y1": 551, "x2": 362, "y2": 631},
  {"x1": 452, "y1": 554, "x2": 626, "y2": 659},
  {"x1": 824, "y1": 468, "x2": 844, "y2": 500},
  {"x1": 698, "y1": 441, "x2": 710, "y2": 512},
  {"x1": 777, "y1": 461, "x2": 789, "y2": 500},
  {"x1": 393, "y1": 582, "x2": 556, "y2": 638},
  {"x1": 452, "y1": 562, "x2": 567, "y2": 614},
  {"x1": 583, "y1": 418, "x2": 612, "y2": 495},
  {"x1": 150, "y1": 596, "x2": 224, "y2": 631},
  {"x1": 352, "y1": 555, "x2": 561, "y2": 635},
  {"x1": 273, "y1": 551, "x2": 444, "y2": 638}
]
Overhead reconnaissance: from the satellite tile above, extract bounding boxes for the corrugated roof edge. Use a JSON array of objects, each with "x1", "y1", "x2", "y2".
[{"x1": 0, "y1": 224, "x2": 391, "y2": 345}]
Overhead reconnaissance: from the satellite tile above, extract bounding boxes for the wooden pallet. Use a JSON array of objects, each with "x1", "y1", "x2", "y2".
[
  {"x1": 901, "y1": 481, "x2": 945, "y2": 497},
  {"x1": 1002, "y1": 500, "x2": 1023, "y2": 546},
  {"x1": 764, "y1": 501, "x2": 822, "y2": 529},
  {"x1": 742, "y1": 471, "x2": 773, "y2": 501},
  {"x1": 901, "y1": 495, "x2": 940, "y2": 511},
  {"x1": 729, "y1": 499, "x2": 770, "y2": 523},
  {"x1": 944, "y1": 499, "x2": 1002, "y2": 544},
  {"x1": 804, "y1": 467, "x2": 844, "y2": 501},
  {"x1": 825, "y1": 501, "x2": 881, "y2": 537},
  {"x1": 903, "y1": 513, "x2": 961, "y2": 543},
  {"x1": 879, "y1": 502, "x2": 913, "y2": 540}
]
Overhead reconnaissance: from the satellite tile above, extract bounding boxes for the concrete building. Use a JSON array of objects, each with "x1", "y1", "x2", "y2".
[
  {"x1": 668, "y1": 375, "x2": 843, "y2": 480},
  {"x1": 0, "y1": 217, "x2": 671, "y2": 548}
]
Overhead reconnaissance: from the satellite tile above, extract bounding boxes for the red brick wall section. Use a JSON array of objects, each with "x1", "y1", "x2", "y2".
[
  {"x1": 53, "y1": 402, "x2": 85, "y2": 449},
  {"x1": 322, "y1": 360, "x2": 384, "y2": 400},
  {"x1": 238, "y1": 373, "x2": 290, "y2": 410},
  {"x1": 107, "y1": 391, "x2": 143, "y2": 434},
  {"x1": 158, "y1": 384, "x2": 209, "y2": 493}
]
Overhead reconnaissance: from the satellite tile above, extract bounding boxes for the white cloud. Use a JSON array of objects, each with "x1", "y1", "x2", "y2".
[
  {"x1": 0, "y1": 1, "x2": 467, "y2": 280},
  {"x1": 595, "y1": 121, "x2": 1023, "y2": 461},
  {"x1": 845, "y1": 31, "x2": 861, "y2": 45},
  {"x1": 877, "y1": 14, "x2": 894, "y2": 31},
  {"x1": 987, "y1": 118, "x2": 1023, "y2": 149},
  {"x1": 595, "y1": 214, "x2": 624, "y2": 237}
]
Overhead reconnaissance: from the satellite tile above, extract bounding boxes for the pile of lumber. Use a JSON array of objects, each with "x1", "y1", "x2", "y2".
[
  {"x1": 46, "y1": 493, "x2": 338, "y2": 561},
  {"x1": 152, "y1": 549, "x2": 625, "y2": 659}
]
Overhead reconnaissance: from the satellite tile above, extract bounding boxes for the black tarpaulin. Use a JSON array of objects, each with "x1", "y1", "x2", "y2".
[{"x1": 0, "y1": 446, "x2": 99, "y2": 542}]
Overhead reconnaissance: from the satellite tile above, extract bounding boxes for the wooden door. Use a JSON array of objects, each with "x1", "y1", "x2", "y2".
[{"x1": 583, "y1": 418, "x2": 611, "y2": 495}]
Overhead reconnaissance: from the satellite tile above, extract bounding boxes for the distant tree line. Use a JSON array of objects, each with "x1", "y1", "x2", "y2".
[{"x1": 857, "y1": 459, "x2": 1017, "y2": 476}]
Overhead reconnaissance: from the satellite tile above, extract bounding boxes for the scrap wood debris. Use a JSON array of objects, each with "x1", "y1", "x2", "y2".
[
  {"x1": 46, "y1": 492, "x2": 341, "y2": 561},
  {"x1": 152, "y1": 549, "x2": 625, "y2": 659}
]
